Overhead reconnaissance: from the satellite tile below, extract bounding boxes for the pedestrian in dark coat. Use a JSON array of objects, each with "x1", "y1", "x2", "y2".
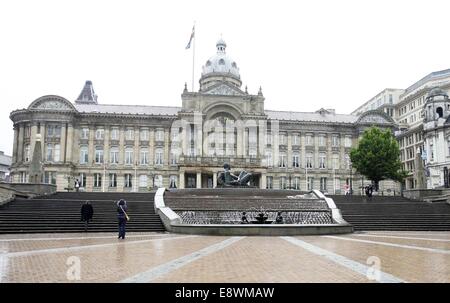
[
  {"x1": 81, "y1": 201, "x2": 94, "y2": 231},
  {"x1": 117, "y1": 199, "x2": 128, "y2": 239}
]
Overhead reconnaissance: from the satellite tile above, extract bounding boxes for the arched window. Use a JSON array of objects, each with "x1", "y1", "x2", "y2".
[
  {"x1": 436, "y1": 107, "x2": 443, "y2": 118},
  {"x1": 206, "y1": 60, "x2": 211, "y2": 66},
  {"x1": 218, "y1": 59, "x2": 225, "y2": 65},
  {"x1": 232, "y1": 62, "x2": 237, "y2": 68}
]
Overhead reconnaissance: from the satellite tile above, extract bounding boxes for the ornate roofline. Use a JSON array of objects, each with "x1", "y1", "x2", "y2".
[
  {"x1": 355, "y1": 109, "x2": 396, "y2": 124},
  {"x1": 28, "y1": 95, "x2": 77, "y2": 112}
]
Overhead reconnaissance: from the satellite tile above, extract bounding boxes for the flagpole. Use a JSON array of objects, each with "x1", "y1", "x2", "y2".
[{"x1": 191, "y1": 22, "x2": 196, "y2": 92}]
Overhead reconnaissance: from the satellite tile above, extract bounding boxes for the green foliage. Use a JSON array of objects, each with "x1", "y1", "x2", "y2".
[{"x1": 350, "y1": 127, "x2": 407, "y2": 186}]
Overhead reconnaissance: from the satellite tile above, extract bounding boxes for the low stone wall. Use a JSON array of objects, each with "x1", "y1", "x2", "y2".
[
  {"x1": 402, "y1": 189, "x2": 445, "y2": 201},
  {"x1": 0, "y1": 183, "x2": 57, "y2": 197}
]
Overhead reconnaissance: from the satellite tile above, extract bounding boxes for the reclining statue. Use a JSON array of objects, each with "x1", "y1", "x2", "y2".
[{"x1": 217, "y1": 163, "x2": 253, "y2": 187}]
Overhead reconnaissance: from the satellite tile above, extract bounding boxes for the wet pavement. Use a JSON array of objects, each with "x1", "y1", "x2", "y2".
[{"x1": 0, "y1": 231, "x2": 449, "y2": 283}]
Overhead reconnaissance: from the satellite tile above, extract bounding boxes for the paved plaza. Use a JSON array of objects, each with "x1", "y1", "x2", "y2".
[{"x1": 0, "y1": 231, "x2": 449, "y2": 283}]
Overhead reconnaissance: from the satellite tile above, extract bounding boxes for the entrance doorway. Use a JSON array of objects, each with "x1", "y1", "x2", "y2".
[{"x1": 186, "y1": 173, "x2": 196, "y2": 188}]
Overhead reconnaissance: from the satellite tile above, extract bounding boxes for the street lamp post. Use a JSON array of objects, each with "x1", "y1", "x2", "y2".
[{"x1": 349, "y1": 163, "x2": 353, "y2": 195}]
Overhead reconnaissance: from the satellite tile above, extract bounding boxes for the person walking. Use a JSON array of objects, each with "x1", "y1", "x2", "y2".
[
  {"x1": 117, "y1": 199, "x2": 129, "y2": 239},
  {"x1": 80, "y1": 201, "x2": 94, "y2": 231},
  {"x1": 74, "y1": 179, "x2": 80, "y2": 192}
]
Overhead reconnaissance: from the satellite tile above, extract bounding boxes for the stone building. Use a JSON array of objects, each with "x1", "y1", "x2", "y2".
[{"x1": 9, "y1": 39, "x2": 399, "y2": 193}]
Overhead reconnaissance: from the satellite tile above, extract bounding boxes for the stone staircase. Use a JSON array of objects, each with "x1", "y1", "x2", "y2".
[
  {"x1": 0, "y1": 192, "x2": 165, "y2": 234},
  {"x1": 329, "y1": 195, "x2": 450, "y2": 231}
]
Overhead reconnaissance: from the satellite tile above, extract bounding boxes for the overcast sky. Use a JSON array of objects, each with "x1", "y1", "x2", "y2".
[{"x1": 1, "y1": 0, "x2": 449, "y2": 155}]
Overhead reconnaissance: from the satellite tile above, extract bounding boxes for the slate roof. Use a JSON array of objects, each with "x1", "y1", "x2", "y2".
[
  {"x1": 75, "y1": 103, "x2": 181, "y2": 116},
  {"x1": 264, "y1": 110, "x2": 357, "y2": 123}
]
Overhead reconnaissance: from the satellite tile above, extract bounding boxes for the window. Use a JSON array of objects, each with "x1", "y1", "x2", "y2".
[
  {"x1": 319, "y1": 153, "x2": 326, "y2": 169},
  {"x1": 95, "y1": 147, "x2": 104, "y2": 164},
  {"x1": 344, "y1": 136, "x2": 352, "y2": 148},
  {"x1": 46, "y1": 125, "x2": 61, "y2": 138},
  {"x1": 20, "y1": 172, "x2": 28, "y2": 183},
  {"x1": 46, "y1": 144, "x2": 53, "y2": 161},
  {"x1": 292, "y1": 153, "x2": 300, "y2": 168},
  {"x1": 266, "y1": 152, "x2": 273, "y2": 167},
  {"x1": 332, "y1": 154, "x2": 339, "y2": 169},
  {"x1": 43, "y1": 172, "x2": 56, "y2": 185},
  {"x1": 266, "y1": 176, "x2": 273, "y2": 189},
  {"x1": 320, "y1": 177, "x2": 327, "y2": 191},
  {"x1": 430, "y1": 143, "x2": 434, "y2": 161},
  {"x1": 306, "y1": 153, "x2": 313, "y2": 168},
  {"x1": 279, "y1": 153, "x2": 286, "y2": 168},
  {"x1": 154, "y1": 175, "x2": 163, "y2": 187},
  {"x1": 266, "y1": 132, "x2": 273, "y2": 145},
  {"x1": 169, "y1": 175, "x2": 178, "y2": 188},
  {"x1": 155, "y1": 148, "x2": 163, "y2": 165},
  {"x1": 125, "y1": 128, "x2": 134, "y2": 141},
  {"x1": 24, "y1": 125, "x2": 31, "y2": 138},
  {"x1": 94, "y1": 173, "x2": 102, "y2": 188},
  {"x1": 437, "y1": 107, "x2": 443, "y2": 118},
  {"x1": 81, "y1": 128, "x2": 89, "y2": 139},
  {"x1": 389, "y1": 94, "x2": 393, "y2": 104},
  {"x1": 307, "y1": 177, "x2": 314, "y2": 190},
  {"x1": 125, "y1": 147, "x2": 133, "y2": 165},
  {"x1": 95, "y1": 128, "x2": 104, "y2": 140},
  {"x1": 79, "y1": 173, "x2": 86, "y2": 188},
  {"x1": 109, "y1": 173, "x2": 117, "y2": 187},
  {"x1": 24, "y1": 144, "x2": 30, "y2": 162},
  {"x1": 140, "y1": 148, "x2": 149, "y2": 165},
  {"x1": 292, "y1": 134, "x2": 300, "y2": 146},
  {"x1": 306, "y1": 134, "x2": 313, "y2": 146},
  {"x1": 318, "y1": 134, "x2": 326, "y2": 146},
  {"x1": 218, "y1": 59, "x2": 225, "y2": 65},
  {"x1": 139, "y1": 175, "x2": 148, "y2": 188},
  {"x1": 140, "y1": 129, "x2": 149, "y2": 141},
  {"x1": 332, "y1": 135, "x2": 339, "y2": 147},
  {"x1": 155, "y1": 130, "x2": 164, "y2": 142},
  {"x1": 54, "y1": 144, "x2": 60, "y2": 162},
  {"x1": 110, "y1": 128, "x2": 119, "y2": 140},
  {"x1": 345, "y1": 154, "x2": 351, "y2": 169},
  {"x1": 279, "y1": 133, "x2": 286, "y2": 145},
  {"x1": 280, "y1": 177, "x2": 287, "y2": 189},
  {"x1": 170, "y1": 152, "x2": 178, "y2": 165},
  {"x1": 293, "y1": 177, "x2": 300, "y2": 190},
  {"x1": 110, "y1": 147, "x2": 119, "y2": 164},
  {"x1": 124, "y1": 174, "x2": 133, "y2": 188}
]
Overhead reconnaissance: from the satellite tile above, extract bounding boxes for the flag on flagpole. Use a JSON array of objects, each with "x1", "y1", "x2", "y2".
[{"x1": 185, "y1": 25, "x2": 195, "y2": 49}]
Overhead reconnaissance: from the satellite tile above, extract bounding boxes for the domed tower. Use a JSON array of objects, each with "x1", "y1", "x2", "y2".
[
  {"x1": 199, "y1": 38, "x2": 242, "y2": 91},
  {"x1": 424, "y1": 87, "x2": 450, "y2": 122}
]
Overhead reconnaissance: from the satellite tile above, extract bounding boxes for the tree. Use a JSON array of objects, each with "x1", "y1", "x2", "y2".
[{"x1": 350, "y1": 127, "x2": 407, "y2": 191}]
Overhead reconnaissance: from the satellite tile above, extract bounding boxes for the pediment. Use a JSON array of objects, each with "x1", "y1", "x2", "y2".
[
  {"x1": 202, "y1": 82, "x2": 245, "y2": 96},
  {"x1": 28, "y1": 95, "x2": 77, "y2": 111},
  {"x1": 356, "y1": 110, "x2": 395, "y2": 124}
]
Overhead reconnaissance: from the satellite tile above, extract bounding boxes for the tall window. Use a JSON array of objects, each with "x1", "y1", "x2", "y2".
[
  {"x1": 46, "y1": 125, "x2": 61, "y2": 138},
  {"x1": 319, "y1": 153, "x2": 326, "y2": 169},
  {"x1": 155, "y1": 149, "x2": 163, "y2": 165},
  {"x1": 154, "y1": 175, "x2": 163, "y2": 187},
  {"x1": 292, "y1": 153, "x2": 300, "y2": 168},
  {"x1": 140, "y1": 129, "x2": 149, "y2": 141},
  {"x1": 79, "y1": 173, "x2": 86, "y2": 188},
  {"x1": 170, "y1": 152, "x2": 178, "y2": 165},
  {"x1": 95, "y1": 128, "x2": 104, "y2": 140},
  {"x1": 306, "y1": 153, "x2": 313, "y2": 168},
  {"x1": 43, "y1": 171, "x2": 56, "y2": 185},
  {"x1": 109, "y1": 173, "x2": 117, "y2": 187},
  {"x1": 124, "y1": 174, "x2": 132, "y2": 188},
  {"x1": 110, "y1": 147, "x2": 119, "y2": 164},
  {"x1": 94, "y1": 173, "x2": 102, "y2": 188},
  {"x1": 139, "y1": 175, "x2": 148, "y2": 188},
  {"x1": 46, "y1": 144, "x2": 53, "y2": 161},
  {"x1": 307, "y1": 177, "x2": 314, "y2": 190},
  {"x1": 292, "y1": 134, "x2": 300, "y2": 146},
  {"x1": 140, "y1": 148, "x2": 149, "y2": 165},
  {"x1": 81, "y1": 128, "x2": 89, "y2": 139},
  {"x1": 279, "y1": 134, "x2": 286, "y2": 145},
  {"x1": 125, "y1": 128, "x2": 134, "y2": 140},
  {"x1": 155, "y1": 130, "x2": 164, "y2": 142},
  {"x1": 24, "y1": 144, "x2": 30, "y2": 162},
  {"x1": 110, "y1": 127, "x2": 119, "y2": 140},
  {"x1": 344, "y1": 136, "x2": 352, "y2": 148},
  {"x1": 266, "y1": 176, "x2": 273, "y2": 189},
  {"x1": 293, "y1": 177, "x2": 300, "y2": 190},
  {"x1": 266, "y1": 151, "x2": 273, "y2": 167},
  {"x1": 280, "y1": 177, "x2": 287, "y2": 189},
  {"x1": 332, "y1": 135, "x2": 339, "y2": 147},
  {"x1": 20, "y1": 172, "x2": 28, "y2": 183},
  {"x1": 95, "y1": 147, "x2": 104, "y2": 164},
  {"x1": 320, "y1": 177, "x2": 327, "y2": 191},
  {"x1": 125, "y1": 147, "x2": 133, "y2": 165},
  {"x1": 332, "y1": 154, "x2": 339, "y2": 169},
  {"x1": 306, "y1": 134, "x2": 313, "y2": 146},
  {"x1": 279, "y1": 153, "x2": 286, "y2": 168},
  {"x1": 318, "y1": 134, "x2": 326, "y2": 146},
  {"x1": 169, "y1": 175, "x2": 178, "y2": 188},
  {"x1": 266, "y1": 132, "x2": 273, "y2": 145}
]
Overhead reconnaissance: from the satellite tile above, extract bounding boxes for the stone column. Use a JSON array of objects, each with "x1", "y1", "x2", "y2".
[
  {"x1": 60, "y1": 123, "x2": 67, "y2": 162},
  {"x1": 29, "y1": 123, "x2": 38, "y2": 163},
  {"x1": 164, "y1": 128, "x2": 170, "y2": 166},
  {"x1": 119, "y1": 127, "x2": 125, "y2": 165},
  {"x1": 17, "y1": 124, "x2": 25, "y2": 163},
  {"x1": 287, "y1": 132, "x2": 292, "y2": 168},
  {"x1": 301, "y1": 133, "x2": 306, "y2": 168},
  {"x1": 88, "y1": 125, "x2": 95, "y2": 165},
  {"x1": 213, "y1": 171, "x2": 217, "y2": 188},
  {"x1": 12, "y1": 126, "x2": 19, "y2": 163},
  {"x1": 104, "y1": 127, "x2": 110, "y2": 164},
  {"x1": 149, "y1": 129, "x2": 155, "y2": 167},
  {"x1": 134, "y1": 126, "x2": 140, "y2": 166},
  {"x1": 196, "y1": 171, "x2": 202, "y2": 188},
  {"x1": 236, "y1": 126, "x2": 243, "y2": 157},
  {"x1": 66, "y1": 124, "x2": 74, "y2": 163},
  {"x1": 179, "y1": 171, "x2": 185, "y2": 189}
]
